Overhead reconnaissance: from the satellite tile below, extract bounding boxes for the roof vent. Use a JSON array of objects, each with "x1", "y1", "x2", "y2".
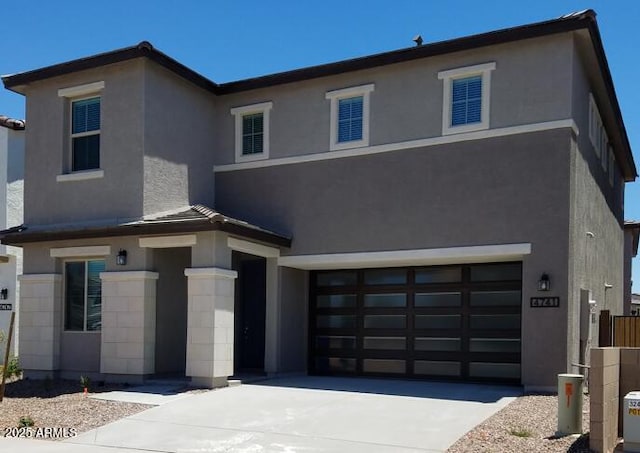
[
  {"x1": 137, "y1": 41, "x2": 154, "y2": 51},
  {"x1": 413, "y1": 35, "x2": 423, "y2": 46}
]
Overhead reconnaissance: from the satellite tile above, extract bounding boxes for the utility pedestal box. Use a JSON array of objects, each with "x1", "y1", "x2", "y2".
[
  {"x1": 624, "y1": 391, "x2": 640, "y2": 452},
  {"x1": 557, "y1": 373, "x2": 584, "y2": 435}
]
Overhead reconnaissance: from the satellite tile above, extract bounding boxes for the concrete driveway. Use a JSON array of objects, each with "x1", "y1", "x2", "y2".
[{"x1": 3, "y1": 376, "x2": 520, "y2": 452}]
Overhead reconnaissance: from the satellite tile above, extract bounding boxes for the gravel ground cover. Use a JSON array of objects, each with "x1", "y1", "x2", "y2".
[
  {"x1": 0, "y1": 378, "x2": 153, "y2": 439},
  {"x1": 447, "y1": 394, "x2": 591, "y2": 453}
]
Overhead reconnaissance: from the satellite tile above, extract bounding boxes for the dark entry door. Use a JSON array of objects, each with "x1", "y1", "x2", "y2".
[{"x1": 235, "y1": 257, "x2": 266, "y2": 371}]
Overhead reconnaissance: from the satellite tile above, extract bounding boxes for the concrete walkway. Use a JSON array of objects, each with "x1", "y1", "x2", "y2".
[
  {"x1": 1, "y1": 376, "x2": 521, "y2": 452},
  {"x1": 89, "y1": 383, "x2": 193, "y2": 405}
]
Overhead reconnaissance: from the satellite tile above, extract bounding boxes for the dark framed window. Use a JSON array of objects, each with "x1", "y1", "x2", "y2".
[
  {"x1": 65, "y1": 259, "x2": 105, "y2": 331},
  {"x1": 71, "y1": 97, "x2": 100, "y2": 171},
  {"x1": 337, "y1": 96, "x2": 364, "y2": 142},
  {"x1": 451, "y1": 76, "x2": 482, "y2": 126},
  {"x1": 242, "y1": 112, "x2": 264, "y2": 155}
]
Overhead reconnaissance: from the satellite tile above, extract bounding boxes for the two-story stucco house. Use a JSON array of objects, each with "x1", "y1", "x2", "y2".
[
  {"x1": 1, "y1": 10, "x2": 636, "y2": 390},
  {"x1": 0, "y1": 115, "x2": 24, "y2": 356}
]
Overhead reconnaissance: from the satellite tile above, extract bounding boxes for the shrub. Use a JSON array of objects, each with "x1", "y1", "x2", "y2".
[
  {"x1": 80, "y1": 375, "x2": 90, "y2": 391},
  {"x1": 4, "y1": 356, "x2": 21, "y2": 378},
  {"x1": 509, "y1": 427, "x2": 533, "y2": 438},
  {"x1": 18, "y1": 416, "x2": 34, "y2": 427}
]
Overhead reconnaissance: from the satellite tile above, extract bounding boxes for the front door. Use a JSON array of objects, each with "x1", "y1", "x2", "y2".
[{"x1": 234, "y1": 254, "x2": 266, "y2": 372}]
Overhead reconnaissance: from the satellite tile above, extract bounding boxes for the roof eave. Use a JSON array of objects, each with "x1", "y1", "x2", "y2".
[
  {"x1": 2, "y1": 42, "x2": 219, "y2": 95},
  {"x1": 217, "y1": 12, "x2": 596, "y2": 94},
  {"x1": 585, "y1": 21, "x2": 638, "y2": 181},
  {"x1": 0, "y1": 220, "x2": 291, "y2": 248},
  {"x1": 3, "y1": 11, "x2": 596, "y2": 97}
]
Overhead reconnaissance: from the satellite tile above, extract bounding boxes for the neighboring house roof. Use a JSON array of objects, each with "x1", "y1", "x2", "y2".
[
  {"x1": 1, "y1": 10, "x2": 635, "y2": 180},
  {"x1": 0, "y1": 205, "x2": 291, "y2": 247},
  {"x1": 633, "y1": 293, "x2": 640, "y2": 305},
  {"x1": 0, "y1": 115, "x2": 25, "y2": 130},
  {"x1": 626, "y1": 221, "x2": 640, "y2": 257}
]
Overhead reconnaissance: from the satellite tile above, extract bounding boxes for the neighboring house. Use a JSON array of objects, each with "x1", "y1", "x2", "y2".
[
  {"x1": 0, "y1": 10, "x2": 636, "y2": 391},
  {"x1": 625, "y1": 221, "x2": 640, "y2": 314},
  {"x1": 632, "y1": 294, "x2": 640, "y2": 315},
  {"x1": 0, "y1": 115, "x2": 24, "y2": 356}
]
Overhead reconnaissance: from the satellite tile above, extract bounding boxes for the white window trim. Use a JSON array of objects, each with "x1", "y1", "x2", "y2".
[
  {"x1": 59, "y1": 89, "x2": 103, "y2": 175},
  {"x1": 56, "y1": 169, "x2": 104, "y2": 182},
  {"x1": 438, "y1": 62, "x2": 496, "y2": 136},
  {"x1": 230, "y1": 101, "x2": 273, "y2": 163},
  {"x1": 326, "y1": 83, "x2": 374, "y2": 151},
  {"x1": 58, "y1": 81, "x2": 105, "y2": 98}
]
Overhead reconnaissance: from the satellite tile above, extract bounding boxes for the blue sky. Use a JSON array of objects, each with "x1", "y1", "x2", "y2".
[{"x1": 1, "y1": 1, "x2": 639, "y2": 291}]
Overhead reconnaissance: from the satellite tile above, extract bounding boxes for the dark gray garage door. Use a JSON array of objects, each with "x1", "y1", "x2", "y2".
[{"x1": 309, "y1": 262, "x2": 522, "y2": 383}]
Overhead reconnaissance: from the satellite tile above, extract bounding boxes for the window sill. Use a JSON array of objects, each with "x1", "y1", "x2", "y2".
[
  {"x1": 62, "y1": 330, "x2": 101, "y2": 334},
  {"x1": 442, "y1": 122, "x2": 489, "y2": 136},
  {"x1": 56, "y1": 169, "x2": 104, "y2": 182},
  {"x1": 330, "y1": 138, "x2": 369, "y2": 152},
  {"x1": 235, "y1": 153, "x2": 268, "y2": 163}
]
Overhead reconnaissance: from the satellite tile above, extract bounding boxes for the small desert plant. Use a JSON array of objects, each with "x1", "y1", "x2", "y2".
[
  {"x1": 18, "y1": 416, "x2": 34, "y2": 427},
  {"x1": 80, "y1": 375, "x2": 90, "y2": 393},
  {"x1": 508, "y1": 427, "x2": 533, "y2": 438},
  {"x1": 4, "y1": 356, "x2": 21, "y2": 378}
]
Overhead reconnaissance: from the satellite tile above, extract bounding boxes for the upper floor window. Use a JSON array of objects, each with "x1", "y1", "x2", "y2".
[
  {"x1": 231, "y1": 101, "x2": 273, "y2": 163},
  {"x1": 609, "y1": 147, "x2": 615, "y2": 186},
  {"x1": 438, "y1": 62, "x2": 495, "y2": 135},
  {"x1": 589, "y1": 94, "x2": 610, "y2": 167},
  {"x1": 71, "y1": 97, "x2": 101, "y2": 171},
  {"x1": 338, "y1": 96, "x2": 363, "y2": 142},
  {"x1": 58, "y1": 81, "x2": 105, "y2": 181},
  {"x1": 326, "y1": 84, "x2": 374, "y2": 151},
  {"x1": 64, "y1": 259, "x2": 105, "y2": 331}
]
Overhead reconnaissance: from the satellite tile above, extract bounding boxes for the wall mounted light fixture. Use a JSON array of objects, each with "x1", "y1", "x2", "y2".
[
  {"x1": 538, "y1": 273, "x2": 551, "y2": 291},
  {"x1": 116, "y1": 249, "x2": 128, "y2": 266}
]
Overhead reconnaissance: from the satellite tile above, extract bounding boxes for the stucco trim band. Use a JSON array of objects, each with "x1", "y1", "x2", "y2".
[
  {"x1": 99, "y1": 271, "x2": 159, "y2": 281},
  {"x1": 50, "y1": 245, "x2": 111, "y2": 258},
  {"x1": 277, "y1": 243, "x2": 532, "y2": 270},
  {"x1": 227, "y1": 237, "x2": 280, "y2": 258},
  {"x1": 214, "y1": 119, "x2": 578, "y2": 173},
  {"x1": 18, "y1": 274, "x2": 62, "y2": 283},
  {"x1": 139, "y1": 234, "x2": 197, "y2": 248},
  {"x1": 184, "y1": 267, "x2": 238, "y2": 280}
]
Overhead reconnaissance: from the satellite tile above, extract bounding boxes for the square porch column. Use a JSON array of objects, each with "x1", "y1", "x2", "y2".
[
  {"x1": 184, "y1": 267, "x2": 237, "y2": 388},
  {"x1": 17, "y1": 274, "x2": 62, "y2": 376},
  {"x1": 100, "y1": 271, "x2": 159, "y2": 379}
]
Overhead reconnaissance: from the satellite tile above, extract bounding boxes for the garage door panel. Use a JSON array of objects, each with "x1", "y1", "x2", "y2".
[
  {"x1": 316, "y1": 294, "x2": 357, "y2": 308},
  {"x1": 414, "y1": 292, "x2": 462, "y2": 307},
  {"x1": 363, "y1": 336, "x2": 407, "y2": 350},
  {"x1": 414, "y1": 337, "x2": 462, "y2": 352},
  {"x1": 310, "y1": 262, "x2": 522, "y2": 383}
]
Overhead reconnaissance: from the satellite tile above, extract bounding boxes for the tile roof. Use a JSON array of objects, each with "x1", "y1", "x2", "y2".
[
  {"x1": 0, "y1": 115, "x2": 25, "y2": 130},
  {"x1": 0, "y1": 205, "x2": 291, "y2": 247}
]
